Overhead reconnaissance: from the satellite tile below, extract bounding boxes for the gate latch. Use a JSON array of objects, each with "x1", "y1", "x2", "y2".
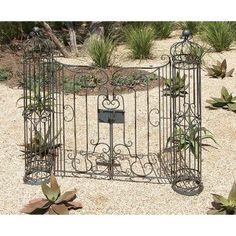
[{"x1": 98, "y1": 109, "x2": 124, "y2": 124}]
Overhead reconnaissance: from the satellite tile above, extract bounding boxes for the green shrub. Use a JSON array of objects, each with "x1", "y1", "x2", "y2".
[
  {"x1": 0, "y1": 68, "x2": 13, "y2": 81},
  {"x1": 125, "y1": 25, "x2": 155, "y2": 59},
  {"x1": 180, "y1": 21, "x2": 201, "y2": 35},
  {"x1": 200, "y1": 22, "x2": 235, "y2": 52},
  {"x1": 88, "y1": 37, "x2": 115, "y2": 68},
  {"x1": 152, "y1": 22, "x2": 173, "y2": 39}
]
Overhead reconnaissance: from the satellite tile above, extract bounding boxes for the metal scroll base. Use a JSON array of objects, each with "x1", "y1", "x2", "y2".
[{"x1": 171, "y1": 168, "x2": 203, "y2": 196}]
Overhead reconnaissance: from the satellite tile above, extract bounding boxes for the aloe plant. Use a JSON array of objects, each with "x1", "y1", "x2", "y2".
[
  {"x1": 17, "y1": 80, "x2": 54, "y2": 117},
  {"x1": 163, "y1": 72, "x2": 189, "y2": 97},
  {"x1": 167, "y1": 126, "x2": 217, "y2": 159},
  {"x1": 208, "y1": 181, "x2": 236, "y2": 215},
  {"x1": 206, "y1": 86, "x2": 236, "y2": 112},
  {"x1": 206, "y1": 59, "x2": 234, "y2": 79},
  {"x1": 20, "y1": 175, "x2": 82, "y2": 214},
  {"x1": 21, "y1": 127, "x2": 61, "y2": 159}
]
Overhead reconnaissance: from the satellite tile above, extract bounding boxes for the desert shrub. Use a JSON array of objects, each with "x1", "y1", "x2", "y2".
[
  {"x1": 0, "y1": 22, "x2": 37, "y2": 44},
  {"x1": 124, "y1": 24, "x2": 155, "y2": 59},
  {"x1": 200, "y1": 22, "x2": 235, "y2": 52},
  {"x1": 152, "y1": 22, "x2": 173, "y2": 39},
  {"x1": 88, "y1": 37, "x2": 115, "y2": 68},
  {"x1": 0, "y1": 68, "x2": 13, "y2": 81},
  {"x1": 180, "y1": 21, "x2": 201, "y2": 35}
]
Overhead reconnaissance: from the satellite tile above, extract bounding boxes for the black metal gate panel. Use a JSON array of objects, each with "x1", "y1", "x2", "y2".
[
  {"x1": 22, "y1": 28, "x2": 203, "y2": 195},
  {"x1": 53, "y1": 61, "x2": 173, "y2": 184}
]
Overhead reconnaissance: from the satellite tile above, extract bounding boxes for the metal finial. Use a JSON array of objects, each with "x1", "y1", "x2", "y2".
[{"x1": 181, "y1": 29, "x2": 192, "y2": 40}]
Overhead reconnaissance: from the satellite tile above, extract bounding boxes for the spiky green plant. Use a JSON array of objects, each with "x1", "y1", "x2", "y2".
[
  {"x1": 125, "y1": 25, "x2": 155, "y2": 59},
  {"x1": 167, "y1": 126, "x2": 217, "y2": 159},
  {"x1": 208, "y1": 181, "x2": 236, "y2": 215},
  {"x1": 200, "y1": 22, "x2": 235, "y2": 52},
  {"x1": 152, "y1": 22, "x2": 173, "y2": 39},
  {"x1": 21, "y1": 127, "x2": 62, "y2": 159},
  {"x1": 88, "y1": 37, "x2": 115, "y2": 68},
  {"x1": 20, "y1": 175, "x2": 82, "y2": 214},
  {"x1": 206, "y1": 59, "x2": 234, "y2": 79},
  {"x1": 206, "y1": 86, "x2": 236, "y2": 112},
  {"x1": 163, "y1": 72, "x2": 189, "y2": 97}
]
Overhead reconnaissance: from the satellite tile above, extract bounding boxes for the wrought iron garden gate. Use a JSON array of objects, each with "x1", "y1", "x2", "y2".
[{"x1": 22, "y1": 28, "x2": 203, "y2": 195}]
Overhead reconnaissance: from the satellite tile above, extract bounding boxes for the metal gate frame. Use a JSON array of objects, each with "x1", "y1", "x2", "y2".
[{"x1": 22, "y1": 28, "x2": 203, "y2": 196}]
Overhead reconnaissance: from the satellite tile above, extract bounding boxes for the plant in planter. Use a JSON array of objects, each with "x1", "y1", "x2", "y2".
[
  {"x1": 167, "y1": 126, "x2": 217, "y2": 159},
  {"x1": 20, "y1": 175, "x2": 83, "y2": 214},
  {"x1": 206, "y1": 86, "x2": 236, "y2": 112},
  {"x1": 21, "y1": 127, "x2": 62, "y2": 159},
  {"x1": 206, "y1": 59, "x2": 234, "y2": 79},
  {"x1": 163, "y1": 72, "x2": 189, "y2": 97},
  {"x1": 207, "y1": 181, "x2": 236, "y2": 215}
]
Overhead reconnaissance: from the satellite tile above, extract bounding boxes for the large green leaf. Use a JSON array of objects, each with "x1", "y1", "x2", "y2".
[
  {"x1": 221, "y1": 86, "x2": 230, "y2": 101},
  {"x1": 228, "y1": 182, "x2": 236, "y2": 203},
  {"x1": 221, "y1": 59, "x2": 227, "y2": 73},
  {"x1": 41, "y1": 183, "x2": 60, "y2": 202},
  {"x1": 228, "y1": 103, "x2": 236, "y2": 112},
  {"x1": 212, "y1": 194, "x2": 229, "y2": 206}
]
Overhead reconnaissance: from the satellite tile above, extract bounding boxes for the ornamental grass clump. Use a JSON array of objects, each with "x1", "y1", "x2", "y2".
[
  {"x1": 88, "y1": 37, "x2": 115, "y2": 68},
  {"x1": 20, "y1": 175, "x2": 82, "y2": 214},
  {"x1": 125, "y1": 25, "x2": 155, "y2": 59},
  {"x1": 152, "y1": 22, "x2": 173, "y2": 39},
  {"x1": 200, "y1": 22, "x2": 235, "y2": 52}
]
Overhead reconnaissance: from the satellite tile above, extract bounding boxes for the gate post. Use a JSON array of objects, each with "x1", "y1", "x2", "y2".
[
  {"x1": 22, "y1": 27, "x2": 58, "y2": 185},
  {"x1": 170, "y1": 30, "x2": 203, "y2": 195}
]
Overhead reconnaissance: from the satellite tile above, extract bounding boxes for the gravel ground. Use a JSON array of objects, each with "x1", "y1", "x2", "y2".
[{"x1": 0, "y1": 33, "x2": 236, "y2": 214}]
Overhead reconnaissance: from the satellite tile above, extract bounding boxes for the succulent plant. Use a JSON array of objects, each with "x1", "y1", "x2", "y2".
[
  {"x1": 206, "y1": 59, "x2": 234, "y2": 79},
  {"x1": 207, "y1": 181, "x2": 236, "y2": 215},
  {"x1": 167, "y1": 126, "x2": 217, "y2": 159},
  {"x1": 206, "y1": 86, "x2": 236, "y2": 112},
  {"x1": 20, "y1": 175, "x2": 82, "y2": 214},
  {"x1": 163, "y1": 72, "x2": 189, "y2": 97},
  {"x1": 21, "y1": 127, "x2": 62, "y2": 159}
]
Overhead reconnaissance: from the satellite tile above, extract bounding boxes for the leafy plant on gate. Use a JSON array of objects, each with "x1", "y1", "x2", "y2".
[
  {"x1": 163, "y1": 72, "x2": 189, "y2": 97},
  {"x1": 17, "y1": 80, "x2": 54, "y2": 117},
  {"x1": 207, "y1": 181, "x2": 236, "y2": 215},
  {"x1": 20, "y1": 175, "x2": 83, "y2": 214},
  {"x1": 206, "y1": 86, "x2": 236, "y2": 112},
  {"x1": 20, "y1": 126, "x2": 62, "y2": 159},
  {"x1": 206, "y1": 59, "x2": 234, "y2": 79},
  {"x1": 167, "y1": 125, "x2": 217, "y2": 159}
]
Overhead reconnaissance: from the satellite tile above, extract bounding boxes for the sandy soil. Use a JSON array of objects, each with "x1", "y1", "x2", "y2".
[{"x1": 0, "y1": 32, "x2": 236, "y2": 214}]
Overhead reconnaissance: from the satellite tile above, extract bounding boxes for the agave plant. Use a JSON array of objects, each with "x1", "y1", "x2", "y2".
[
  {"x1": 17, "y1": 81, "x2": 54, "y2": 117},
  {"x1": 206, "y1": 86, "x2": 236, "y2": 112},
  {"x1": 167, "y1": 126, "x2": 217, "y2": 159},
  {"x1": 20, "y1": 175, "x2": 82, "y2": 214},
  {"x1": 163, "y1": 72, "x2": 189, "y2": 97},
  {"x1": 21, "y1": 127, "x2": 62, "y2": 159},
  {"x1": 208, "y1": 181, "x2": 236, "y2": 215},
  {"x1": 206, "y1": 59, "x2": 234, "y2": 79}
]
